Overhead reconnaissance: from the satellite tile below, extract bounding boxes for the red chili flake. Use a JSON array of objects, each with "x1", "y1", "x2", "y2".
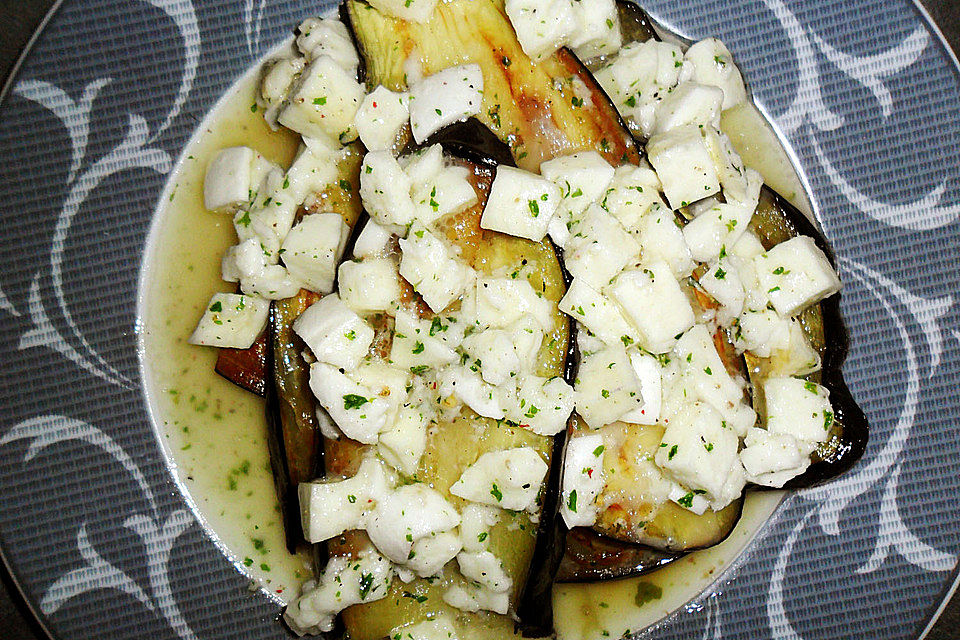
[
  {"x1": 586, "y1": 468, "x2": 594, "y2": 478},
  {"x1": 372, "y1": 101, "x2": 378, "y2": 108}
]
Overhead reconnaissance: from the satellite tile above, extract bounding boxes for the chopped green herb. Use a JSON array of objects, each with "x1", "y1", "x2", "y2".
[
  {"x1": 567, "y1": 489, "x2": 578, "y2": 512},
  {"x1": 343, "y1": 394, "x2": 369, "y2": 410},
  {"x1": 490, "y1": 483, "x2": 503, "y2": 502}
]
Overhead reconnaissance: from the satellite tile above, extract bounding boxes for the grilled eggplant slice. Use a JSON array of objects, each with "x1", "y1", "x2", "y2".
[
  {"x1": 215, "y1": 329, "x2": 268, "y2": 396},
  {"x1": 320, "y1": 153, "x2": 569, "y2": 640},
  {"x1": 343, "y1": 0, "x2": 640, "y2": 171},
  {"x1": 267, "y1": 141, "x2": 365, "y2": 552},
  {"x1": 745, "y1": 187, "x2": 868, "y2": 488}
]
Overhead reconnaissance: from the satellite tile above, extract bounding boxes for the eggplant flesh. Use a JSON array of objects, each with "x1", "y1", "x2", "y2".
[
  {"x1": 215, "y1": 329, "x2": 268, "y2": 396},
  {"x1": 321, "y1": 154, "x2": 570, "y2": 640},
  {"x1": 343, "y1": 0, "x2": 640, "y2": 171}
]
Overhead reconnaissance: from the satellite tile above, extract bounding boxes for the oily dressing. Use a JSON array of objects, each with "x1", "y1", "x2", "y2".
[{"x1": 140, "y1": 43, "x2": 813, "y2": 635}]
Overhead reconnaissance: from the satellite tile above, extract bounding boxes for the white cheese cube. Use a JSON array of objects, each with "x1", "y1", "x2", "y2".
[
  {"x1": 296, "y1": 18, "x2": 358, "y2": 70},
  {"x1": 608, "y1": 262, "x2": 695, "y2": 354},
  {"x1": 730, "y1": 231, "x2": 765, "y2": 260},
  {"x1": 368, "y1": 0, "x2": 440, "y2": 23},
  {"x1": 352, "y1": 361, "x2": 412, "y2": 407},
  {"x1": 702, "y1": 129, "x2": 757, "y2": 205},
  {"x1": 652, "y1": 83, "x2": 724, "y2": 135},
  {"x1": 602, "y1": 165, "x2": 665, "y2": 231},
  {"x1": 456, "y1": 550, "x2": 511, "y2": 593},
  {"x1": 699, "y1": 257, "x2": 745, "y2": 325},
  {"x1": 682, "y1": 201, "x2": 755, "y2": 263},
  {"x1": 309, "y1": 363, "x2": 397, "y2": 443},
  {"x1": 481, "y1": 166, "x2": 561, "y2": 241},
  {"x1": 399, "y1": 223, "x2": 475, "y2": 312},
  {"x1": 203, "y1": 147, "x2": 273, "y2": 211},
  {"x1": 559, "y1": 278, "x2": 637, "y2": 347},
  {"x1": 673, "y1": 324, "x2": 755, "y2": 436},
  {"x1": 405, "y1": 530, "x2": 462, "y2": 578},
  {"x1": 739, "y1": 427, "x2": 814, "y2": 488},
  {"x1": 568, "y1": 0, "x2": 622, "y2": 59},
  {"x1": 732, "y1": 309, "x2": 792, "y2": 357},
  {"x1": 666, "y1": 482, "x2": 711, "y2": 515},
  {"x1": 377, "y1": 405, "x2": 429, "y2": 476},
  {"x1": 188, "y1": 293, "x2": 269, "y2": 349},
  {"x1": 540, "y1": 151, "x2": 615, "y2": 217},
  {"x1": 390, "y1": 310, "x2": 459, "y2": 372},
  {"x1": 475, "y1": 275, "x2": 554, "y2": 332},
  {"x1": 459, "y1": 505, "x2": 500, "y2": 553},
  {"x1": 366, "y1": 484, "x2": 460, "y2": 565},
  {"x1": 401, "y1": 143, "x2": 444, "y2": 186},
  {"x1": 508, "y1": 374, "x2": 574, "y2": 436},
  {"x1": 338, "y1": 257, "x2": 402, "y2": 314},
  {"x1": 409, "y1": 64, "x2": 483, "y2": 143},
  {"x1": 278, "y1": 56, "x2": 364, "y2": 144},
  {"x1": 259, "y1": 56, "x2": 306, "y2": 129},
  {"x1": 461, "y1": 330, "x2": 521, "y2": 386},
  {"x1": 764, "y1": 376, "x2": 834, "y2": 444},
  {"x1": 240, "y1": 263, "x2": 304, "y2": 301},
  {"x1": 565, "y1": 204, "x2": 641, "y2": 289},
  {"x1": 593, "y1": 40, "x2": 684, "y2": 137},
  {"x1": 293, "y1": 294, "x2": 374, "y2": 371},
  {"x1": 766, "y1": 320, "x2": 822, "y2": 377},
  {"x1": 449, "y1": 447, "x2": 548, "y2": 512},
  {"x1": 574, "y1": 345, "x2": 644, "y2": 428},
  {"x1": 680, "y1": 38, "x2": 747, "y2": 110},
  {"x1": 443, "y1": 581, "x2": 509, "y2": 615},
  {"x1": 389, "y1": 616, "x2": 459, "y2": 640},
  {"x1": 654, "y1": 401, "x2": 745, "y2": 509},
  {"x1": 281, "y1": 212, "x2": 349, "y2": 294},
  {"x1": 618, "y1": 351, "x2": 662, "y2": 425},
  {"x1": 636, "y1": 204, "x2": 696, "y2": 279},
  {"x1": 353, "y1": 219, "x2": 395, "y2": 259},
  {"x1": 509, "y1": 315, "x2": 545, "y2": 364},
  {"x1": 355, "y1": 85, "x2": 409, "y2": 152},
  {"x1": 754, "y1": 236, "x2": 841, "y2": 317},
  {"x1": 412, "y1": 165, "x2": 478, "y2": 225},
  {"x1": 360, "y1": 150, "x2": 417, "y2": 226},
  {"x1": 647, "y1": 125, "x2": 721, "y2": 210},
  {"x1": 284, "y1": 551, "x2": 394, "y2": 636},
  {"x1": 298, "y1": 456, "x2": 390, "y2": 543},
  {"x1": 505, "y1": 0, "x2": 576, "y2": 61},
  {"x1": 438, "y1": 366, "x2": 505, "y2": 419},
  {"x1": 560, "y1": 433, "x2": 606, "y2": 528}
]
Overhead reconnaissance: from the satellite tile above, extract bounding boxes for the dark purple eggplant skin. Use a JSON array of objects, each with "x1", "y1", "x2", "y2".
[
  {"x1": 557, "y1": 528, "x2": 678, "y2": 583},
  {"x1": 215, "y1": 329, "x2": 268, "y2": 396},
  {"x1": 750, "y1": 187, "x2": 869, "y2": 490}
]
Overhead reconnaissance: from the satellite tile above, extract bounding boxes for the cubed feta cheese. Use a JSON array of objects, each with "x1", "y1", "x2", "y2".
[
  {"x1": 296, "y1": 18, "x2": 359, "y2": 71},
  {"x1": 281, "y1": 212, "x2": 349, "y2": 294},
  {"x1": 360, "y1": 150, "x2": 417, "y2": 226},
  {"x1": 508, "y1": 374, "x2": 574, "y2": 436},
  {"x1": 652, "y1": 82, "x2": 724, "y2": 135},
  {"x1": 560, "y1": 433, "x2": 606, "y2": 528},
  {"x1": 278, "y1": 56, "x2": 364, "y2": 144},
  {"x1": 618, "y1": 351, "x2": 662, "y2": 425},
  {"x1": 353, "y1": 219, "x2": 395, "y2": 259},
  {"x1": 475, "y1": 275, "x2": 554, "y2": 332},
  {"x1": 766, "y1": 320, "x2": 822, "y2": 377},
  {"x1": 405, "y1": 530, "x2": 462, "y2": 578},
  {"x1": 293, "y1": 294, "x2": 374, "y2": 371},
  {"x1": 438, "y1": 365, "x2": 505, "y2": 419},
  {"x1": 338, "y1": 257, "x2": 402, "y2": 314},
  {"x1": 399, "y1": 224, "x2": 475, "y2": 313},
  {"x1": 608, "y1": 262, "x2": 695, "y2": 353},
  {"x1": 732, "y1": 309, "x2": 792, "y2": 357},
  {"x1": 565, "y1": 204, "x2": 641, "y2": 290},
  {"x1": 654, "y1": 401, "x2": 745, "y2": 509},
  {"x1": 456, "y1": 549, "x2": 511, "y2": 593},
  {"x1": 739, "y1": 426, "x2": 815, "y2": 488},
  {"x1": 505, "y1": 0, "x2": 576, "y2": 61},
  {"x1": 203, "y1": 147, "x2": 276, "y2": 211},
  {"x1": 636, "y1": 205, "x2": 696, "y2": 279},
  {"x1": 540, "y1": 151, "x2": 616, "y2": 217},
  {"x1": 390, "y1": 309, "x2": 459, "y2": 372},
  {"x1": 574, "y1": 345, "x2": 644, "y2": 428},
  {"x1": 699, "y1": 257, "x2": 745, "y2": 325},
  {"x1": 481, "y1": 166, "x2": 561, "y2": 242},
  {"x1": 754, "y1": 236, "x2": 841, "y2": 317},
  {"x1": 679, "y1": 38, "x2": 747, "y2": 110},
  {"x1": 449, "y1": 447, "x2": 548, "y2": 512},
  {"x1": 389, "y1": 616, "x2": 459, "y2": 640},
  {"x1": 366, "y1": 484, "x2": 460, "y2": 565},
  {"x1": 298, "y1": 456, "x2": 390, "y2": 543},
  {"x1": 188, "y1": 293, "x2": 269, "y2": 349},
  {"x1": 681, "y1": 201, "x2": 755, "y2": 263},
  {"x1": 559, "y1": 277, "x2": 637, "y2": 347},
  {"x1": 601, "y1": 165, "x2": 665, "y2": 231},
  {"x1": 368, "y1": 0, "x2": 440, "y2": 23},
  {"x1": 647, "y1": 125, "x2": 721, "y2": 210},
  {"x1": 377, "y1": 405, "x2": 430, "y2": 476},
  {"x1": 763, "y1": 376, "x2": 834, "y2": 444},
  {"x1": 412, "y1": 165, "x2": 478, "y2": 225},
  {"x1": 259, "y1": 56, "x2": 306, "y2": 129},
  {"x1": 702, "y1": 129, "x2": 757, "y2": 205},
  {"x1": 309, "y1": 363, "x2": 397, "y2": 443},
  {"x1": 355, "y1": 85, "x2": 409, "y2": 152},
  {"x1": 401, "y1": 144, "x2": 444, "y2": 186},
  {"x1": 409, "y1": 64, "x2": 484, "y2": 143},
  {"x1": 443, "y1": 581, "x2": 509, "y2": 615},
  {"x1": 568, "y1": 0, "x2": 622, "y2": 59},
  {"x1": 459, "y1": 505, "x2": 500, "y2": 553},
  {"x1": 461, "y1": 330, "x2": 521, "y2": 386}
]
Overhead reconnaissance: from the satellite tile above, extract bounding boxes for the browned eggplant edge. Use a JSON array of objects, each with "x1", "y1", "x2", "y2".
[{"x1": 756, "y1": 187, "x2": 869, "y2": 490}]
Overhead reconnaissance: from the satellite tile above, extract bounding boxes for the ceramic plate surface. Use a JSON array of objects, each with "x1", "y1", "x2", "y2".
[{"x1": 1, "y1": 1, "x2": 959, "y2": 639}]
